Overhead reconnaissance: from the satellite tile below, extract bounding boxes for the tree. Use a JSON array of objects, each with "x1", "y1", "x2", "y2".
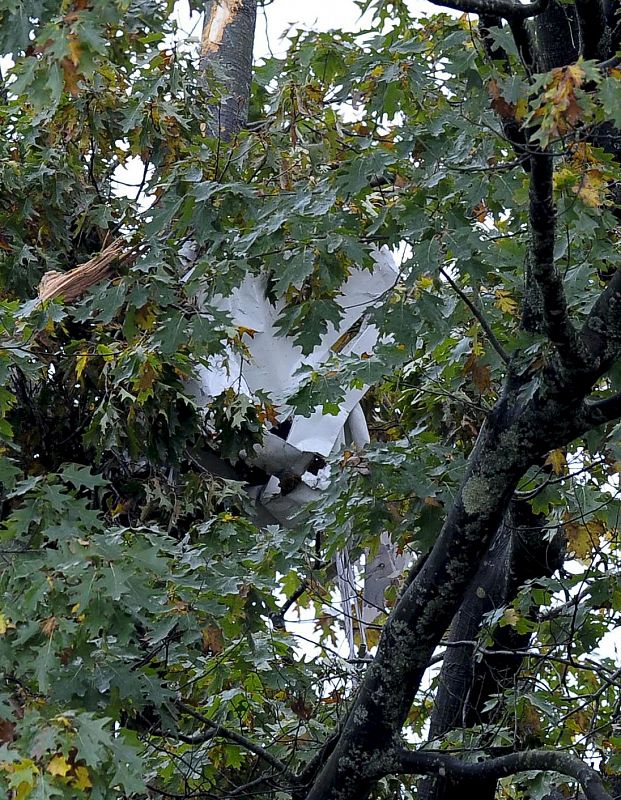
[{"x1": 2, "y1": 0, "x2": 621, "y2": 798}]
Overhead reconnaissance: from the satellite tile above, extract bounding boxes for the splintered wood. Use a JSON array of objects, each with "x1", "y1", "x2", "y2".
[
  {"x1": 38, "y1": 238, "x2": 125, "y2": 303},
  {"x1": 201, "y1": 0, "x2": 242, "y2": 55}
]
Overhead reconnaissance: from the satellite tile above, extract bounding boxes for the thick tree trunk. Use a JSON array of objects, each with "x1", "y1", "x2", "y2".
[
  {"x1": 420, "y1": 503, "x2": 565, "y2": 800},
  {"x1": 201, "y1": 0, "x2": 257, "y2": 138},
  {"x1": 533, "y1": 0, "x2": 579, "y2": 70}
]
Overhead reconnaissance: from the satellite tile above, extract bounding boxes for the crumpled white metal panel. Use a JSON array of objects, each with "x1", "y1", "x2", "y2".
[{"x1": 190, "y1": 246, "x2": 405, "y2": 650}]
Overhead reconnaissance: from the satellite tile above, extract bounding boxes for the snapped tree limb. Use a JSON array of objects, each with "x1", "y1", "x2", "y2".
[{"x1": 201, "y1": 0, "x2": 258, "y2": 139}]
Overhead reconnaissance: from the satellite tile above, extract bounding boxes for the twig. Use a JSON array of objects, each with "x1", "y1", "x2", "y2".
[
  {"x1": 175, "y1": 701, "x2": 298, "y2": 784},
  {"x1": 439, "y1": 267, "x2": 510, "y2": 364}
]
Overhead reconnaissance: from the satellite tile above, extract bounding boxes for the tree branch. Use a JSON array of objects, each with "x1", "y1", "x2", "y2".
[
  {"x1": 201, "y1": 0, "x2": 258, "y2": 139},
  {"x1": 580, "y1": 268, "x2": 621, "y2": 374},
  {"x1": 581, "y1": 390, "x2": 621, "y2": 427},
  {"x1": 439, "y1": 268, "x2": 510, "y2": 364},
  {"x1": 428, "y1": 0, "x2": 549, "y2": 20},
  {"x1": 150, "y1": 727, "x2": 216, "y2": 745},
  {"x1": 175, "y1": 701, "x2": 298, "y2": 783},
  {"x1": 387, "y1": 749, "x2": 612, "y2": 800},
  {"x1": 528, "y1": 151, "x2": 584, "y2": 365},
  {"x1": 575, "y1": 0, "x2": 607, "y2": 59}
]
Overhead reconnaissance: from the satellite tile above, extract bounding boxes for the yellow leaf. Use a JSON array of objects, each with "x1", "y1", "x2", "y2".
[
  {"x1": 364, "y1": 626, "x2": 381, "y2": 649},
  {"x1": 51, "y1": 715, "x2": 74, "y2": 729},
  {"x1": 47, "y1": 754, "x2": 71, "y2": 778},
  {"x1": 416, "y1": 275, "x2": 434, "y2": 291},
  {"x1": 71, "y1": 765, "x2": 92, "y2": 791},
  {"x1": 519, "y1": 701, "x2": 542, "y2": 738},
  {"x1": 15, "y1": 780, "x2": 33, "y2": 800},
  {"x1": 566, "y1": 709, "x2": 591, "y2": 733},
  {"x1": 574, "y1": 168, "x2": 607, "y2": 208},
  {"x1": 0, "y1": 613, "x2": 15, "y2": 635},
  {"x1": 501, "y1": 607, "x2": 520, "y2": 628},
  {"x1": 135, "y1": 361, "x2": 159, "y2": 393},
  {"x1": 134, "y1": 303, "x2": 156, "y2": 331},
  {"x1": 494, "y1": 289, "x2": 518, "y2": 316},
  {"x1": 553, "y1": 166, "x2": 577, "y2": 191},
  {"x1": 236, "y1": 325, "x2": 257, "y2": 339},
  {"x1": 564, "y1": 518, "x2": 605, "y2": 559},
  {"x1": 67, "y1": 35, "x2": 81, "y2": 67},
  {"x1": 545, "y1": 448, "x2": 566, "y2": 475},
  {"x1": 75, "y1": 353, "x2": 88, "y2": 381},
  {"x1": 514, "y1": 97, "x2": 528, "y2": 122},
  {"x1": 110, "y1": 501, "x2": 127, "y2": 518},
  {"x1": 471, "y1": 338, "x2": 485, "y2": 357},
  {"x1": 535, "y1": 63, "x2": 585, "y2": 138}
]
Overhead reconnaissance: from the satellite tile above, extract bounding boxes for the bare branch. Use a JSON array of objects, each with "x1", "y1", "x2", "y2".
[
  {"x1": 150, "y1": 727, "x2": 216, "y2": 746},
  {"x1": 528, "y1": 152, "x2": 585, "y2": 365},
  {"x1": 428, "y1": 0, "x2": 549, "y2": 20},
  {"x1": 387, "y1": 749, "x2": 612, "y2": 800},
  {"x1": 439, "y1": 267, "x2": 510, "y2": 363},
  {"x1": 581, "y1": 390, "x2": 621, "y2": 427},
  {"x1": 175, "y1": 701, "x2": 298, "y2": 783}
]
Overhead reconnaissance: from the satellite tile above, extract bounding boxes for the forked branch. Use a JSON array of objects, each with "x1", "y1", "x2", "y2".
[
  {"x1": 175, "y1": 701, "x2": 298, "y2": 784},
  {"x1": 387, "y1": 749, "x2": 612, "y2": 800}
]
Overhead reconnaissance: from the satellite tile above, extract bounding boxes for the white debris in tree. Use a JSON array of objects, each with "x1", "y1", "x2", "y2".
[{"x1": 189, "y1": 247, "x2": 405, "y2": 651}]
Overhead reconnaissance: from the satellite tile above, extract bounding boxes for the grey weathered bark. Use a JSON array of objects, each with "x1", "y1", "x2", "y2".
[
  {"x1": 386, "y1": 749, "x2": 613, "y2": 800},
  {"x1": 420, "y1": 503, "x2": 565, "y2": 800},
  {"x1": 201, "y1": 0, "x2": 258, "y2": 139},
  {"x1": 533, "y1": 0, "x2": 580, "y2": 70}
]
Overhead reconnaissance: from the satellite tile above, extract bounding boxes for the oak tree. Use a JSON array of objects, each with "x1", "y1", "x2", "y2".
[{"x1": 2, "y1": 1, "x2": 621, "y2": 800}]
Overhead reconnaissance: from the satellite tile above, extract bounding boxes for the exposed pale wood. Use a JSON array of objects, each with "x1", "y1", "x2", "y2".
[
  {"x1": 201, "y1": 0, "x2": 243, "y2": 55},
  {"x1": 38, "y1": 238, "x2": 125, "y2": 303}
]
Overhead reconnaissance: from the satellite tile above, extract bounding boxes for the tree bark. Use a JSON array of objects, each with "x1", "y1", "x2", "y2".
[
  {"x1": 201, "y1": 0, "x2": 257, "y2": 139},
  {"x1": 420, "y1": 503, "x2": 565, "y2": 800}
]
